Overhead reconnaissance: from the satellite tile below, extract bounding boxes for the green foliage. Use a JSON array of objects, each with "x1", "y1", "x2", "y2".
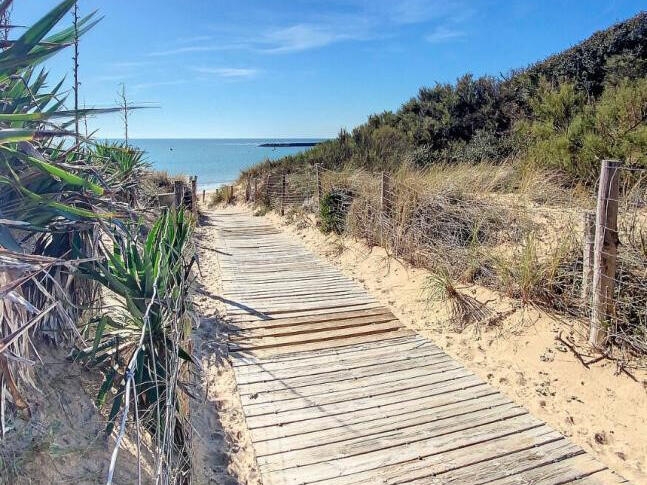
[
  {"x1": 319, "y1": 189, "x2": 351, "y2": 234},
  {"x1": 74, "y1": 208, "x2": 195, "y2": 435},
  {"x1": 519, "y1": 78, "x2": 647, "y2": 180}
]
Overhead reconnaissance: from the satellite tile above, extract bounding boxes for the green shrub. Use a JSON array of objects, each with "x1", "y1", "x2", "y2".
[
  {"x1": 320, "y1": 188, "x2": 352, "y2": 234},
  {"x1": 519, "y1": 78, "x2": 647, "y2": 181}
]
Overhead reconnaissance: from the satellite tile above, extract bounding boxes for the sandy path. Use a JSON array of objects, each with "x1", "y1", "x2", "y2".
[{"x1": 191, "y1": 211, "x2": 262, "y2": 485}]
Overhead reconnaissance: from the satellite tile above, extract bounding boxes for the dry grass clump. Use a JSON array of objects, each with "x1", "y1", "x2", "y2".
[
  {"x1": 383, "y1": 186, "x2": 531, "y2": 281},
  {"x1": 494, "y1": 232, "x2": 583, "y2": 310},
  {"x1": 397, "y1": 161, "x2": 519, "y2": 195},
  {"x1": 209, "y1": 186, "x2": 235, "y2": 206},
  {"x1": 144, "y1": 170, "x2": 189, "y2": 194},
  {"x1": 609, "y1": 213, "x2": 647, "y2": 354},
  {"x1": 346, "y1": 191, "x2": 382, "y2": 247},
  {"x1": 425, "y1": 267, "x2": 494, "y2": 332}
]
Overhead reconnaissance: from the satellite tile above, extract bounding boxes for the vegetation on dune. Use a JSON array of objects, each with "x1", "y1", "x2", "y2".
[{"x1": 0, "y1": 1, "x2": 196, "y2": 483}]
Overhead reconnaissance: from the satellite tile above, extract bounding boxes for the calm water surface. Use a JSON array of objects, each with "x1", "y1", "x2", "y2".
[{"x1": 123, "y1": 138, "x2": 322, "y2": 190}]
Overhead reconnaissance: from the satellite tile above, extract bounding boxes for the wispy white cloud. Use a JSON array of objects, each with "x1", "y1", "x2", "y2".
[
  {"x1": 176, "y1": 35, "x2": 213, "y2": 44},
  {"x1": 193, "y1": 67, "x2": 259, "y2": 79},
  {"x1": 425, "y1": 25, "x2": 466, "y2": 43},
  {"x1": 149, "y1": 23, "x2": 360, "y2": 57},
  {"x1": 259, "y1": 23, "x2": 360, "y2": 53},
  {"x1": 148, "y1": 1, "x2": 472, "y2": 57}
]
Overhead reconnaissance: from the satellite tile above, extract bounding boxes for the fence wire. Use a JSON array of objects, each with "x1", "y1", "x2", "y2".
[{"x1": 249, "y1": 164, "x2": 646, "y2": 356}]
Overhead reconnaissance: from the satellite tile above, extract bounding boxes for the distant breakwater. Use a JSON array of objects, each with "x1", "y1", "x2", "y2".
[{"x1": 258, "y1": 142, "x2": 319, "y2": 147}]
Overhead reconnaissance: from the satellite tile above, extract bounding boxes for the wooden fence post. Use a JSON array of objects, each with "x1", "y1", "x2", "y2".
[
  {"x1": 202, "y1": 189, "x2": 205, "y2": 204},
  {"x1": 245, "y1": 176, "x2": 251, "y2": 202},
  {"x1": 589, "y1": 160, "x2": 620, "y2": 348},
  {"x1": 315, "y1": 164, "x2": 323, "y2": 207},
  {"x1": 253, "y1": 177, "x2": 258, "y2": 202},
  {"x1": 280, "y1": 174, "x2": 286, "y2": 216},
  {"x1": 173, "y1": 180, "x2": 184, "y2": 209},
  {"x1": 581, "y1": 211, "x2": 595, "y2": 303},
  {"x1": 191, "y1": 176, "x2": 198, "y2": 220}
]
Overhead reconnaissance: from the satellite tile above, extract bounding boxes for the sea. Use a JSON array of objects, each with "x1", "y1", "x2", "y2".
[{"x1": 122, "y1": 138, "x2": 323, "y2": 190}]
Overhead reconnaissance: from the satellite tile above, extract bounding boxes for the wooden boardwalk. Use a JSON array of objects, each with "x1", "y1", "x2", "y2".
[{"x1": 211, "y1": 209, "x2": 627, "y2": 485}]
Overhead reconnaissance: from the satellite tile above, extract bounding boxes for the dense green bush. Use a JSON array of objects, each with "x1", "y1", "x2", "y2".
[
  {"x1": 320, "y1": 189, "x2": 352, "y2": 234},
  {"x1": 518, "y1": 78, "x2": 647, "y2": 181}
]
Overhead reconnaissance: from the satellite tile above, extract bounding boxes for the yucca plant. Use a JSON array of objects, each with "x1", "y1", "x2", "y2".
[
  {"x1": 0, "y1": 0, "x2": 110, "y2": 422},
  {"x1": 92, "y1": 141, "x2": 149, "y2": 199},
  {"x1": 73, "y1": 208, "x2": 195, "y2": 480},
  {"x1": 0, "y1": 0, "x2": 144, "y2": 431},
  {"x1": 1, "y1": 2, "x2": 196, "y2": 482}
]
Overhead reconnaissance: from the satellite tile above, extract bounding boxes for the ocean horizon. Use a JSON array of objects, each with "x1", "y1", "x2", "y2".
[{"x1": 113, "y1": 138, "x2": 325, "y2": 190}]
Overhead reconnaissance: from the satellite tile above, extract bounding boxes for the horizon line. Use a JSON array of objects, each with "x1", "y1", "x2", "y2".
[{"x1": 104, "y1": 136, "x2": 331, "y2": 140}]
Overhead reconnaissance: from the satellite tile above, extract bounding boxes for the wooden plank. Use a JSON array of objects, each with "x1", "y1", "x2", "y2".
[
  {"x1": 239, "y1": 359, "x2": 460, "y2": 405},
  {"x1": 246, "y1": 380, "x2": 491, "y2": 431},
  {"x1": 232, "y1": 328, "x2": 416, "y2": 359},
  {"x1": 231, "y1": 315, "x2": 399, "y2": 340},
  {"x1": 253, "y1": 393, "x2": 512, "y2": 456},
  {"x1": 230, "y1": 334, "x2": 428, "y2": 373},
  {"x1": 227, "y1": 303, "x2": 387, "y2": 324},
  {"x1": 229, "y1": 317, "x2": 402, "y2": 344},
  {"x1": 231, "y1": 307, "x2": 396, "y2": 331},
  {"x1": 249, "y1": 385, "x2": 497, "y2": 440},
  {"x1": 314, "y1": 428, "x2": 570, "y2": 484},
  {"x1": 230, "y1": 322, "x2": 407, "y2": 351},
  {"x1": 261, "y1": 415, "x2": 546, "y2": 485},
  {"x1": 258, "y1": 404, "x2": 529, "y2": 472},
  {"x1": 483, "y1": 453, "x2": 624, "y2": 485},
  {"x1": 401, "y1": 440, "x2": 583, "y2": 484},
  {"x1": 235, "y1": 344, "x2": 442, "y2": 383},
  {"x1": 242, "y1": 369, "x2": 477, "y2": 417},
  {"x1": 225, "y1": 300, "x2": 382, "y2": 317}
]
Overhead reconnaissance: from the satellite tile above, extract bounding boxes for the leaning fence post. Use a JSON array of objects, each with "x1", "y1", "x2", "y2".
[
  {"x1": 190, "y1": 176, "x2": 198, "y2": 220},
  {"x1": 315, "y1": 164, "x2": 323, "y2": 207},
  {"x1": 581, "y1": 211, "x2": 595, "y2": 303},
  {"x1": 280, "y1": 174, "x2": 286, "y2": 216},
  {"x1": 589, "y1": 160, "x2": 620, "y2": 348},
  {"x1": 173, "y1": 180, "x2": 184, "y2": 209}
]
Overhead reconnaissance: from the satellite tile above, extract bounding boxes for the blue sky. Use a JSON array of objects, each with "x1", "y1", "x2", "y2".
[{"x1": 12, "y1": 1, "x2": 644, "y2": 139}]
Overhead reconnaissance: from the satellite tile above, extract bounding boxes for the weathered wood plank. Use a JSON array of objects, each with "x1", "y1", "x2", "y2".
[
  {"x1": 231, "y1": 328, "x2": 417, "y2": 358},
  {"x1": 239, "y1": 358, "x2": 459, "y2": 405}
]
